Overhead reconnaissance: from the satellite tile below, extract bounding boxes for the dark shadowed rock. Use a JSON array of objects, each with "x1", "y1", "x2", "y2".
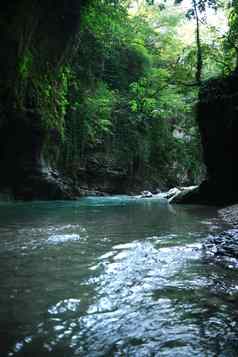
[
  {"x1": 174, "y1": 73, "x2": 238, "y2": 205},
  {"x1": 0, "y1": 1, "x2": 87, "y2": 200},
  {"x1": 168, "y1": 186, "x2": 198, "y2": 203}
]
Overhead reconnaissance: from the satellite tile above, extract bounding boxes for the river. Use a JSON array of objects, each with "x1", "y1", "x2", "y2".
[{"x1": 0, "y1": 196, "x2": 238, "y2": 356}]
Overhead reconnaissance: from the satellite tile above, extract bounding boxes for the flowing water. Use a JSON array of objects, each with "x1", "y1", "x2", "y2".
[{"x1": 0, "y1": 196, "x2": 238, "y2": 357}]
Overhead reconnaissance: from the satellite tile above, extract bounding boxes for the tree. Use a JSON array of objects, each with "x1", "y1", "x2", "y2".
[
  {"x1": 225, "y1": 0, "x2": 238, "y2": 70},
  {"x1": 175, "y1": 0, "x2": 219, "y2": 84}
]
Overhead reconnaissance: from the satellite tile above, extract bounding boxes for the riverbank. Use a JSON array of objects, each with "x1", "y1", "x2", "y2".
[
  {"x1": 203, "y1": 204, "x2": 238, "y2": 264},
  {"x1": 219, "y1": 204, "x2": 238, "y2": 228}
]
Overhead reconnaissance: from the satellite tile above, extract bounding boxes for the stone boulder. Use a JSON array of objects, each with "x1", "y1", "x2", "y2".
[
  {"x1": 168, "y1": 186, "x2": 198, "y2": 204},
  {"x1": 204, "y1": 229, "x2": 238, "y2": 260},
  {"x1": 140, "y1": 191, "x2": 153, "y2": 198}
]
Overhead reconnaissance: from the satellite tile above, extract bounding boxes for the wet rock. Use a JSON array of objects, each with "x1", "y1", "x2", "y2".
[
  {"x1": 167, "y1": 186, "x2": 198, "y2": 203},
  {"x1": 77, "y1": 188, "x2": 108, "y2": 197},
  {"x1": 204, "y1": 229, "x2": 238, "y2": 260},
  {"x1": 140, "y1": 191, "x2": 153, "y2": 198},
  {"x1": 0, "y1": 189, "x2": 14, "y2": 202},
  {"x1": 14, "y1": 164, "x2": 79, "y2": 201},
  {"x1": 219, "y1": 205, "x2": 238, "y2": 228},
  {"x1": 166, "y1": 188, "x2": 181, "y2": 200},
  {"x1": 153, "y1": 188, "x2": 162, "y2": 194}
]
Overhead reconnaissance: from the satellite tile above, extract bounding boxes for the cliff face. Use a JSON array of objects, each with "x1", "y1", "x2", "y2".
[
  {"x1": 0, "y1": 1, "x2": 86, "y2": 199},
  {"x1": 174, "y1": 72, "x2": 238, "y2": 205},
  {"x1": 198, "y1": 73, "x2": 238, "y2": 202},
  {"x1": 1, "y1": 3, "x2": 237, "y2": 203}
]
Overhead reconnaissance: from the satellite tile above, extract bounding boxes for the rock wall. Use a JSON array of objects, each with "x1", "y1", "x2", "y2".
[
  {"x1": 0, "y1": 1, "x2": 87, "y2": 199},
  {"x1": 175, "y1": 72, "x2": 238, "y2": 205}
]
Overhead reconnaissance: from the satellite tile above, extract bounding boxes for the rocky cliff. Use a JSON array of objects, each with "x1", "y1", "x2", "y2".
[
  {"x1": 173, "y1": 72, "x2": 238, "y2": 205},
  {"x1": 0, "y1": 0, "x2": 86, "y2": 199},
  {"x1": 1, "y1": 2, "x2": 237, "y2": 203}
]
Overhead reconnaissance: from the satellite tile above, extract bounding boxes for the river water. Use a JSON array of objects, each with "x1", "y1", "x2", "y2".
[{"x1": 0, "y1": 196, "x2": 238, "y2": 356}]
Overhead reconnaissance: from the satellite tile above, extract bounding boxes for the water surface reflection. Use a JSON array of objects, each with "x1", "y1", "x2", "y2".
[{"x1": 0, "y1": 197, "x2": 237, "y2": 356}]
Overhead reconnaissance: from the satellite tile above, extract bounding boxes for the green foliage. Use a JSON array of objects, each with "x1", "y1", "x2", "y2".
[
  {"x1": 62, "y1": 79, "x2": 118, "y2": 170},
  {"x1": 223, "y1": 0, "x2": 238, "y2": 69},
  {"x1": 15, "y1": 0, "x2": 226, "y2": 187},
  {"x1": 18, "y1": 50, "x2": 33, "y2": 80},
  {"x1": 58, "y1": 0, "x2": 205, "y2": 186},
  {"x1": 34, "y1": 66, "x2": 71, "y2": 140},
  {"x1": 79, "y1": 82, "x2": 117, "y2": 145},
  {"x1": 4, "y1": 0, "x2": 236, "y2": 190}
]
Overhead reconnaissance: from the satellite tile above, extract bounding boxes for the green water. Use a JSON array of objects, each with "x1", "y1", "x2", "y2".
[{"x1": 0, "y1": 196, "x2": 238, "y2": 356}]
